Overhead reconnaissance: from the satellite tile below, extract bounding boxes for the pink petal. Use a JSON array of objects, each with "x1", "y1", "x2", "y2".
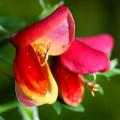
[
  {"x1": 60, "y1": 40, "x2": 110, "y2": 74},
  {"x1": 11, "y1": 5, "x2": 75, "y2": 55},
  {"x1": 15, "y1": 81, "x2": 39, "y2": 106},
  {"x1": 77, "y1": 34, "x2": 114, "y2": 54}
]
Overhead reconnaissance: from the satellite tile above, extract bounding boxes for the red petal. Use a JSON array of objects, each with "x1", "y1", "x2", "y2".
[
  {"x1": 60, "y1": 40, "x2": 110, "y2": 74},
  {"x1": 14, "y1": 46, "x2": 58, "y2": 106},
  {"x1": 77, "y1": 34, "x2": 114, "y2": 54},
  {"x1": 51, "y1": 59, "x2": 84, "y2": 106},
  {"x1": 11, "y1": 5, "x2": 75, "y2": 55}
]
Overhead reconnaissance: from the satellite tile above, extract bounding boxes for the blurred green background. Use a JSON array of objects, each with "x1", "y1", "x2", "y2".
[{"x1": 0, "y1": 0, "x2": 120, "y2": 120}]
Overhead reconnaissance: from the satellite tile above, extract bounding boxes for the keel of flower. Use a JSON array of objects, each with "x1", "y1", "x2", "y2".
[
  {"x1": 51, "y1": 60, "x2": 84, "y2": 106},
  {"x1": 14, "y1": 46, "x2": 58, "y2": 106}
]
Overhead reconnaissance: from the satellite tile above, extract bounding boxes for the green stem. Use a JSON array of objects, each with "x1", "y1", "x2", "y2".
[
  {"x1": 38, "y1": 0, "x2": 46, "y2": 11},
  {"x1": 0, "y1": 101, "x2": 18, "y2": 113},
  {"x1": 19, "y1": 105, "x2": 40, "y2": 120},
  {"x1": 33, "y1": 107, "x2": 40, "y2": 120}
]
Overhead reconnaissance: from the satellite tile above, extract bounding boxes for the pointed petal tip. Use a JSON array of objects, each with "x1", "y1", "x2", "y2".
[{"x1": 77, "y1": 34, "x2": 114, "y2": 54}]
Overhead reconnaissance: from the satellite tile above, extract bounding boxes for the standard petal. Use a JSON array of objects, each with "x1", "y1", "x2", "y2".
[
  {"x1": 14, "y1": 46, "x2": 58, "y2": 106},
  {"x1": 60, "y1": 40, "x2": 110, "y2": 74},
  {"x1": 51, "y1": 59, "x2": 84, "y2": 106},
  {"x1": 11, "y1": 5, "x2": 75, "y2": 55},
  {"x1": 77, "y1": 34, "x2": 114, "y2": 54}
]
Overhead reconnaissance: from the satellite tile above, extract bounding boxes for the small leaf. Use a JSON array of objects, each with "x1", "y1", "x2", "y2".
[
  {"x1": 63, "y1": 104, "x2": 85, "y2": 112},
  {"x1": 38, "y1": 1, "x2": 64, "y2": 20},
  {"x1": 96, "y1": 59, "x2": 120, "y2": 79},
  {"x1": 0, "y1": 101, "x2": 18, "y2": 113},
  {"x1": 0, "y1": 25, "x2": 9, "y2": 36},
  {"x1": 0, "y1": 18, "x2": 26, "y2": 33},
  {"x1": 52, "y1": 101, "x2": 62, "y2": 115},
  {"x1": 97, "y1": 68, "x2": 120, "y2": 79}
]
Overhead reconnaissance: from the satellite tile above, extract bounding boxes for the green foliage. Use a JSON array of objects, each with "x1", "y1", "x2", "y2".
[
  {"x1": 63, "y1": 104, "x2": 85, "y2": 112},
  {"x1": 53, "y1": 101, "x2": 62, "y2": 115},
  {"x1": 52, "y1": 101, "x2": 85, "y2": 115},
  {"x1": 0, "y1": 25, "x2": 9, "y2": 36},
  {"x1": 38, "y1": 1, "x2": 64, "y2": 20},
  {"x1": 0, "y1": 116, "x2": 4, "y2": 120},
  {"x1": 97, "y1": 59, "x2": 120, "y2": 79},
  {"x1": 0, "y1": 18, "x2": 26, "y2": 33},
  {"x1": 0, "y1": 101, "x2": 18, "y2": 114}
]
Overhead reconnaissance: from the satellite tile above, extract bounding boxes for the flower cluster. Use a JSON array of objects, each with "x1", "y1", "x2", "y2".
[{"x1": 11, "y1": 5, "x2": 114, "y2": 107}]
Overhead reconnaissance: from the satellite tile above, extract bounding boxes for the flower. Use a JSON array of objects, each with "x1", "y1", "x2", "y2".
[
  {"x1": 11, "y1": 4, "x2": 114, "y2": 107},
  {"x1": 11, "y1": 5, "x2": 75, "y2": 106},
  {"x1": 51, "y1": 34, "x2": 114, "y2": 106}
]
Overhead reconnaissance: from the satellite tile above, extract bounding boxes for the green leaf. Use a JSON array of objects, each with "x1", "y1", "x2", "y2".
[
  {"x1": 0, "y1": 18, "x2": 26, "y2": 47},
  {"x1": 52, "y1": 101, "x2": 62, "y2": 115},
  {"x1": 97, "y1": 68, "x2": 120, "y2": 79},
  {"x1": 0, "y1": 25, "x2": 9, "y2": 36},
  {"x1": 96, "y1": 59, "x2": 120, "y2": 79},
  {"x1": 100, "y1": 69, "x2": 120, "y2": 78},
  {"x1": 38, "y1": 1, "x2": 64, "y2": 20},
  {"x1": 0, "y1": 101, "x2": 18, "y2": 113},
  {"x1": 63, "y1": 104, "x2": 85, "y2": 112},
  {"x1": 0, "y1": 18, "x2": 26, "y2": 33},
  {"x1": 0, "y1": 53, "x2": 12, "y2": 65}
]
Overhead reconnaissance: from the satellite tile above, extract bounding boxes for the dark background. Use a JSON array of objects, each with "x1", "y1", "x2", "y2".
[{"x1": 0, "y1": 0, "x2": 120, "y2": 120}]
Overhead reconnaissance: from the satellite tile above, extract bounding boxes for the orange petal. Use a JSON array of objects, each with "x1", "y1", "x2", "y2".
[{"x1": 14, "y1": 46, "x2": 58, "y2": 106}]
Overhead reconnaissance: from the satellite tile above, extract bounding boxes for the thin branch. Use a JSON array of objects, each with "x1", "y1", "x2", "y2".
[{"x1": 38, "y1": 0, "x2": 46, "y2": 10}]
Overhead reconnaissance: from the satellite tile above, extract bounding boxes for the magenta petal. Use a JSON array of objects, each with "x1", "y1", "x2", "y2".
[
  {"x1": 11, "y1": 5, "x2": 75, "y2": 55},
  {"x1": 60, "y1": 40, "x2": 110, "y2": 74},
  {"x1": 77, "y1": 34, "x2": 114, "y2": 54}
]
